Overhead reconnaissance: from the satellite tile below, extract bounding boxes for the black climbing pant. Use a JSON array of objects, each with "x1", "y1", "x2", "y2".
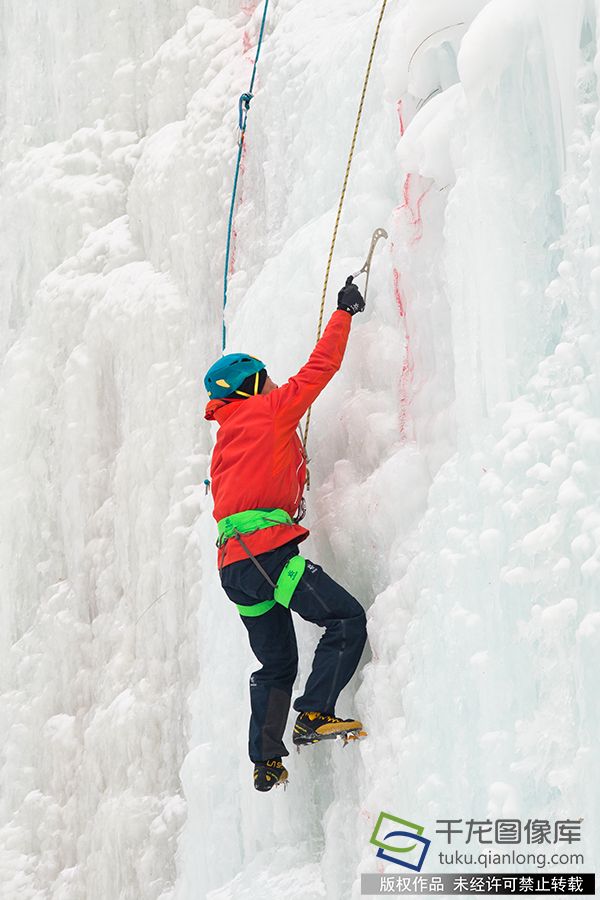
[{"x1": 220, "y1": 541, "x2": 368, "y2": 763}]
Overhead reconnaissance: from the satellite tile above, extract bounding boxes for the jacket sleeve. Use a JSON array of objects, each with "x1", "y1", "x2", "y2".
[{"x1": 267, "y1": 309, "x2": 352, "y2": 429}]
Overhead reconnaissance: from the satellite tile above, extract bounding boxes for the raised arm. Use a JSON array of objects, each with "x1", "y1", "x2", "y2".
[{"x1": 267, "y1": 277, "x2": 365, "y2": 429}]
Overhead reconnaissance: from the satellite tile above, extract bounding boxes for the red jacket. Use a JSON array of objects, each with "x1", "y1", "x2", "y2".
[{"x1": 205, "y1": 310, "x2": 352, "y2": 567}]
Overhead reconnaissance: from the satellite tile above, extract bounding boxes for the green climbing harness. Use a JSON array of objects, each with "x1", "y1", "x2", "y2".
[
  {"x1": 217, "y1": 508, "x2": 306, "y2": 617},
  {"x1": 217, "y1": 508, "x2": 293, "y2": 544}
]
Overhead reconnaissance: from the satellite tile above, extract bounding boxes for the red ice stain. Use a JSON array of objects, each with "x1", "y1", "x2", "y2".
[
  {"x1": 410, "y1": 186, "x2": 430, "y2": 244},
  {"x1": 391, "y1": 98, "x2": 436, "y2": 438},
  {"x1": 393, "y1": 269, "x2": 415, "y2": 441},
  {"x1": 242, "y1": 0, "x2": 260, "y2": 52},
  {"x1": 403, "y1": 173, "x2": 412, "y2": 209},
  {"x1": 400, "y1": 175, "x2": 430, "y2": 245},
  {"x1": 227, "y1": 140, "x2": 249, "y2": 275},
  {"x1": 396, "y1": 98, "x2": 432, "y2": 244},
  {"x1": 393, "y1": 267, "x2": 404, "y2": 317},
  {"x1": 397, "y1": 98, "x2": 405, "y2": 136},
  {"x1": 229, "y1": 225, "x2": 238, "y2": 275},
  {"x1": 398, "y1": 344, "x2": 415, "y2": 441}
]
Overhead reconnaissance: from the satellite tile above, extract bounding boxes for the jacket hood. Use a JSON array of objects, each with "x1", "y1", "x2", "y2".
[{"x1": 204, "y1": 398, "x2": 243, "y2": 423}]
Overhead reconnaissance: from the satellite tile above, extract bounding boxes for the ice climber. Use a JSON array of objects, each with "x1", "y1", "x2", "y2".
[{"x1": 204, "y1": 277, "x2": 368, "y2": 792}]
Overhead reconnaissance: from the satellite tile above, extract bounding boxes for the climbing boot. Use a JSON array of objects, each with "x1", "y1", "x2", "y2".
[
  {"x1": 293, "y1": 711, "x2": 364, "y2": 746},
  {"x1": 253, "y1": 758, "x2": 288, "y2": 792}
]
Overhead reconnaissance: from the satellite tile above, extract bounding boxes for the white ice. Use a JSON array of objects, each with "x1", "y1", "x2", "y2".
[{"x1": 1, "y1": 1, "x2": 599, "y2": 898}]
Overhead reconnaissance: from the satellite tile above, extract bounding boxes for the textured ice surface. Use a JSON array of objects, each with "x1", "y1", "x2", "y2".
[{"x1": 1, "y1": 1, "x2": 599, "y2": 899}]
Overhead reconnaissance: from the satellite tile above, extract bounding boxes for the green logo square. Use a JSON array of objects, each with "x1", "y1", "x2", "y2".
[{"x1": 369, "y1": 812, "x2": 424, "y2": 854}]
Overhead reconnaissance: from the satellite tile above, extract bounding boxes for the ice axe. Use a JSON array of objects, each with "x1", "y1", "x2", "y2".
[{"x1": 350, "y1": 227, "x2": 388, "y2": 303}]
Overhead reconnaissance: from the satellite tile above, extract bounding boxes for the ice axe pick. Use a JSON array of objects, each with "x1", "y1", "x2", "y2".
[{"x1": 351, "y1": 227, "x2": 388, "y2": 303}]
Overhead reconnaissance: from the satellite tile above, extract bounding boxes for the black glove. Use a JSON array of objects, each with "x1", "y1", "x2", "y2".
[{"x1": 337, "y1": 276, "x2": 365, "y2": 316}]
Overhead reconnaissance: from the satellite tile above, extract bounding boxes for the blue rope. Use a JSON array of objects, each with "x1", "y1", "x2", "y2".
[{"x1": 222, "y1": 0, "x2": 270, "y2": 352}]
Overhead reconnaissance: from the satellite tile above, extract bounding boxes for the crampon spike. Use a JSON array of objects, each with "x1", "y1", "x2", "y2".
[{"x1": 340, "y1": 729, "x2": 368, "y2": 746}]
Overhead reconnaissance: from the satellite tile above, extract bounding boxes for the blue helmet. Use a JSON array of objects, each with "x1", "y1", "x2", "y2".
[{"x1": 204, "y1": 353, "x2": 266, "y2": 399}]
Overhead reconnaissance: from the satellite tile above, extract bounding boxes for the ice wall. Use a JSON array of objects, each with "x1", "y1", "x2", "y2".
[{"x1": 1, "y1": 1, "x2": 599, "y2": 899}]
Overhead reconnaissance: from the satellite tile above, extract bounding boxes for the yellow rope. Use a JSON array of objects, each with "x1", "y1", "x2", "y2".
[{"x1": 301, "y1": 0, "x2": 389, "y2": 457}]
